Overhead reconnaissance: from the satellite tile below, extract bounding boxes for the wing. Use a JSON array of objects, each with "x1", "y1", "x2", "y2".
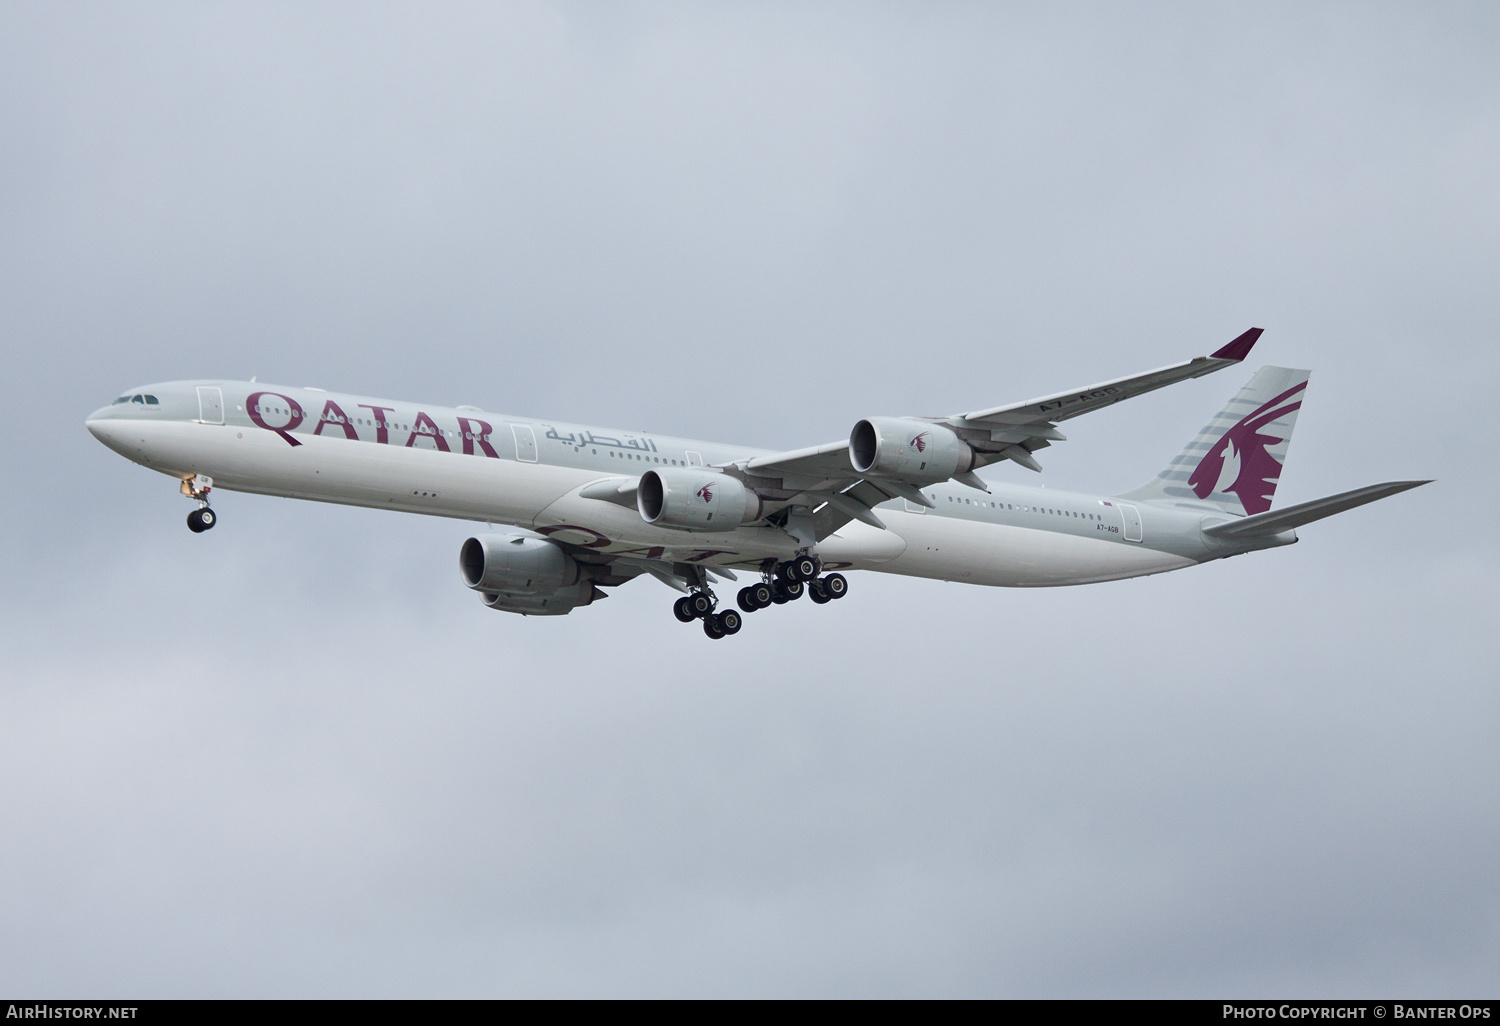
[{"x1": 723, "y1": 328, "x2": 1264, "y2": 539}]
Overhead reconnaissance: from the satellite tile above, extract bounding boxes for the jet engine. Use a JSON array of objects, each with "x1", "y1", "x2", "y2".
[
  {"x1": 849, "y1": 417, "x2": 974, "y2": 482},
  {"x1": 460, "y1": 533, "x2": 579, "y2": 595},
  {"x1": 637, "y1": 468, "x2": 762, "y2": 531}
]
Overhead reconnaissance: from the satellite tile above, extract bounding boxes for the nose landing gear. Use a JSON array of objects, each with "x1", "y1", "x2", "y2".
[
  {"x1": 181, "y1": 474, "x2": 217, "y2": 533},
  {"x1": 187, "y1": 507, "x2": 216, "y2": 533}
]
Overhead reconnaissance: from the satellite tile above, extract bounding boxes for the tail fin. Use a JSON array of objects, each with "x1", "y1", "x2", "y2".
[{"x1": 1121, "y1": 365, "x2": 1310, "y2": 516}]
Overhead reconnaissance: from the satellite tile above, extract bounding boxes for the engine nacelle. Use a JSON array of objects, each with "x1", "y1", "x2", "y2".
[
  {"x1": 480, "y1": 580, "x2": 599, "y2": 616},
  {"x1": 460, "y1": 534, "x2": 579, "y2": 595},
  {"x1": 849, "y1": 417, "x2": 973, "y2": 482},
  {"x1": 637, "y1": 468, "x2": 762, "y2": 532}
]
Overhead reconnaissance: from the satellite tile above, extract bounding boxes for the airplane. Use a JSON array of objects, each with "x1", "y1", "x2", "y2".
[{"x1": 85, "y1": 329, "x2": 1427, "y2": 639}]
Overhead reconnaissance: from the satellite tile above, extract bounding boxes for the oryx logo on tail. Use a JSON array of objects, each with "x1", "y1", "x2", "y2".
[{"x1": 1188, "y1": 381, "x2": 1306, "y2": 515}]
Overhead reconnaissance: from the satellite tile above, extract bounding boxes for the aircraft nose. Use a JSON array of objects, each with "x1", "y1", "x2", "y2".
[{"x1": 86, "y1": 410, "x2": 118, "y2": 442}]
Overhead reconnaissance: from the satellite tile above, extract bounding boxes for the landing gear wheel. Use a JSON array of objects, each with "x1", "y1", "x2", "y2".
[
  {"x1": 674, "y1": 596, "x2": 696, "y2": 623},
  {"x1": 821, "y1": 572, "x2": 848, "y2": 599},
  {"x1": 780, "y1": 580, "x2": 803, "y2": 601},
  {"x1": 750, "y1": 582, "x2": 774, "y2": 609},
  {"x1": 703, "y1": 615, "x2": 727, "y2": 639},
  {"x1": 716, "y1": 609, "x2": 742, "y2": 635},
  {"x1": 776, "y1": 560, "x2": 799, "y2": 585},
  {"x1": 688, "y1": 592, "x2": 715, "y2": 618},
  {"x1": 792, "y1": 555, "x2": 818, "y2": 582},
  {"x1": 186, "y1": 508, "x2": 215, "y2": 533},
  {"x1": 737, "y1": 587, "x2": 758, "y2": 613},
  {"x1": 808, "y1": 581, "x2": 830, "y2": 604}
]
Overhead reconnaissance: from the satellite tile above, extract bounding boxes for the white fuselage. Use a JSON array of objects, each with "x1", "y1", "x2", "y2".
[{"x1": 87, "y1": 379, "x2": 1274, "y2": 590}]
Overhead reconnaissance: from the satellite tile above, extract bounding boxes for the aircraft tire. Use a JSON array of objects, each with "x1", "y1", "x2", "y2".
[
  {"x1": 750, "y1": 582, "x2": 774, "y2": 608},
  {"x1": 674, "y1": 596, "x2": 696, "y2": 623},
  {"x1": 808, "y1": 582, "x2": 830, "y2": 604},
  {"x1": 737, "y1": 588, "x2": 758, "y2": 613},
  {"x1": 688, "y1": 592, "x2": 715, "y2": 618},
  {"x1": 187, "y1": 509, "x2": 207, "y2": 533},
  {"x1": 822, "y1": 573, "x2": 847, "y2": 600},
  {"x1": 792, "y1": 556, "x2": 818, "y2": 581},
  {"x1": 703, "y1": 616, "x2": 726, "y2": 640},
  {"x1": 782, "y1": 580, "x2": 804, "y2": 601},
  {"x1": 717, "y1": 610, "x2": 742, "y2": 635}
]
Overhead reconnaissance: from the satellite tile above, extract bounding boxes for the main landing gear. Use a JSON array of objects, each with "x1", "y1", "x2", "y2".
[
  {"x1": 673, "y1": 591, "x2": 742, "y2": 639},
  {"x1": 674, "y1": 555, "x2": 848, "y2": 640},
  {"x1": 181, "y1": 474, "x2": 217, "y2": 533}
]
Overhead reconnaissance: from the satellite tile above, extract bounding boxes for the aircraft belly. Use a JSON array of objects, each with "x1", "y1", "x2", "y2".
[
  {"x1": 121, "y1": 421, "x2": 580, "y2": 524},
  {"x1": 879, "y1": 511, "x2": 1192, "y2": 586},
  {"x1": 817, "y1": 520, "x2": 909, "y2": 566}
]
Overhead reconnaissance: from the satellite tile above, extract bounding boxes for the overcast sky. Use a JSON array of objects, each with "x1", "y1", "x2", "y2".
[{"x1": 1, "y1": 2, "x2": 1497, "y2": 997}]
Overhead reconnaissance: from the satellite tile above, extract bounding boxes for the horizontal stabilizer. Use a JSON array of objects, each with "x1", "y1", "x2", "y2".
[{"x1": 1202, "y1": 480, "x2": 1430, "y2": 539}]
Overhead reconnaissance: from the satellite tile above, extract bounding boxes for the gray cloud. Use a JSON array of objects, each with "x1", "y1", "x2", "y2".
[{"x1": 1, "y1": 1, "x2": 1496, "y2": 996}]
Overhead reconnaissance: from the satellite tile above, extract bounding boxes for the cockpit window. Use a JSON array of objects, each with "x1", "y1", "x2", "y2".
[
  {"x1": 144, "y1": 395, "x2": 159, "y2": 405},
  {"x1": 131, "y1": 395, "x2": 145, "y2": 404},
  {"x1": 112, "y1": 396, "x2": 130, "y2": 405}
]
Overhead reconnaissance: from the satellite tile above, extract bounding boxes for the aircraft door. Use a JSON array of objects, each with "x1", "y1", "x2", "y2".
[
  {"x1": 510, "y1": 424, "x2": 538, "y2": 462},
  {"x1": 1119, "y1": 502, "x2": 1143, "y2": 542},
  {"x1": 197, "y1": 386, "x2": 224, "y2": 425},
  {"x1": 685, "y1": 451, "x2": 704, "y2": 467}
]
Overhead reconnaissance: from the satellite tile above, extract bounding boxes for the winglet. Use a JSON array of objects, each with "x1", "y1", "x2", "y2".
[{"x1": 1210, "y1": 327, "x2": 1263, "y2": 362}]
